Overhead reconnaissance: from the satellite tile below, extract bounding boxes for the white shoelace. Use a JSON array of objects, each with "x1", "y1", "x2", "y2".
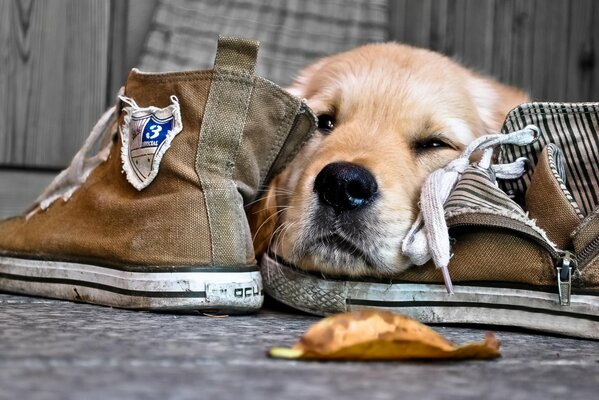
[
  {"x1": 27, "y1": 105, "x2": 118, "y2": 218},
  {"x1": 401, "y1": 125, "x2": 540, "y2": 293}
]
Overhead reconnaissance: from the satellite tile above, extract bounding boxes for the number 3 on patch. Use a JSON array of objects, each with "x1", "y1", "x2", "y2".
[{"x1": 146, "y1": 125, "x2": 162, "y2": 139}]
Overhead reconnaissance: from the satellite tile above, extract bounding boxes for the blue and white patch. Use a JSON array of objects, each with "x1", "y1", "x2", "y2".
[{"x1": 119, "y1": 95, "x2": 183, "y2": 190}]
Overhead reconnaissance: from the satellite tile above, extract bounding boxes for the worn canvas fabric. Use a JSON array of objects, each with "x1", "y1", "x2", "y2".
[{"x1": 0, "y1": 36, "x2": 317, "y2": 312}]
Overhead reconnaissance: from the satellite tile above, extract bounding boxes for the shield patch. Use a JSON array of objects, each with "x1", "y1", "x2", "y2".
[{"x1": 119, "y1": 95, "x2": 183, "y2": 190}]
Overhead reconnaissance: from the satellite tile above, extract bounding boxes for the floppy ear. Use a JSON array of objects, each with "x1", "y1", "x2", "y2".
[
  {"x1": 246, "y1": 176, "x2": 282, "y2": 259},
  {"x1": 467, "y1": 74, "x2": 531, "y2": 133}
]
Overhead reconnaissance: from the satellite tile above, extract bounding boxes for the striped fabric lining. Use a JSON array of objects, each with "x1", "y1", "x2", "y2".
[
  {"x1": 499, "y1": 103, "x2": 599, "y2": 216},
  {"x1": 445, "y1": 166, "x2": 526, "y2": 217},
  {"x1": 545, "y1": 143, "x2": 584, "y2": 219},
  {"x1": 139, "y1": 0, "x2": 389, "y2": 86},
  {"x1": 550, "y1": 143, "x2": 567, "y2": 182}
]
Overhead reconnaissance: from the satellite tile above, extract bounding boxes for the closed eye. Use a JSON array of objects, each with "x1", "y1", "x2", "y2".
[{"x1": 414, "y1": 136, "x2": 454, "y2": 152}]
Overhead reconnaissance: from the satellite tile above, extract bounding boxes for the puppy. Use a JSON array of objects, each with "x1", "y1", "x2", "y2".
[{"x1": 249, "y1": 43, "x2": 529, "y2": 278}]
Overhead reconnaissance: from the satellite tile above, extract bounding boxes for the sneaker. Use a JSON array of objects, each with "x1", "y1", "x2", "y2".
[
  {"x1": 0, "y1": 36, "x2": 316, "y2": 313},
  {"x1": 262, "y1": 102, "x2": 599, "y2": 338}
]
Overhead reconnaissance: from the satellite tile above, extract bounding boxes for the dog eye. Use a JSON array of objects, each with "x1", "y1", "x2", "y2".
[
  {"x1": 415, "y1": 138, "x2": 450, "y2": 150},
  {"x1": 317, "y1": 114, "x2": 336, "y2": 133}
]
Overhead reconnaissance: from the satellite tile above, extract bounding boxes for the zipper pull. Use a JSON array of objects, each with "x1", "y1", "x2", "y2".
[{"x1": 556, "y1": 251, "x2": 576, "y2": 306}]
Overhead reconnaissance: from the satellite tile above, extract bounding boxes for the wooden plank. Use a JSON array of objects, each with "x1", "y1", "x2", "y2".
[
  {"x1": 0, "y1": 169, "x2": 55, "y2": 218},
  {"x1": 455, "y1": 0, "x2": 495, "y2": 72},
  {"x1": 441, "y1": 0, "x2": 460, "y2": 56},
  {"x1": 107, "y1": 0, "x2": 129, "y2": 98},
  {"x1": 428, "y1": 0, "x2": 449, "y2": 54},
  {"x1": 508, "y1": 0, "x2": 536, "y2": 95},
  {"x1": 530, "y1": 0, "x2": 570, "y2": 101},
  {"x1": 0, "y1": 0, "x2": 111, "y2": 168},
  {"x1": 387, "y1": 0, "x2": 596, "y2": 101},
  {"x1": 403, "y1": 0, "x2": 433, "y2": 48},
  {"x1": 428, "y1": 0, "x2": 448, "y2": 53},
  {"x1": 388, "y1": 0, "x2": 408, "y2": 45},
  {"x1": 489, "y1": 0, "x2": 515, "y2": 84},
  {"x1": 565, "y1": 0, "x2": 595, "y2": 101},
  {"x1": 107, "y1": 0, "x2": 160, "y2": 96},
  {"x1": 125, "y1": 0, "x2": 159, "y2": 71},
  {"x1": 0, "y1": 0, "x2": 11, "y2": 166},
  {"x1": 450, "y1": 0, "x2": 467, "y2": 61}
]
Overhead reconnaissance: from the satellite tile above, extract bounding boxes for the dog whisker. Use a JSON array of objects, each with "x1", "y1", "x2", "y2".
[
  {"x1": 250, "y1": 205, "x2": 295, "y2": 215},
  {"x1": 251, "y1": 206, "x2": 290, "y2": 243},
  {"x1": 274, "y1": 221, "x2": 296, "y2": 258},
  {"x1": 244, "y1": 192, "x2": 291, "y2": 208},
  {"x1": 270, "y1": 220, "x2": 296, "y2": 259}
]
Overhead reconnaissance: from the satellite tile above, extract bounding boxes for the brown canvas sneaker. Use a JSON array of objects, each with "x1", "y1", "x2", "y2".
[
  {"x1": 261, "y1": 102, "x2": 599, "y2": 338},
  {"x1": 0, "y1": 36, "x2": 316, "y2": 313}
]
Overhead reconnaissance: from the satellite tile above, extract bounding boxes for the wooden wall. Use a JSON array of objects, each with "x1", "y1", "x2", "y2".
[
  {"x1": 389, "y1": 0, "x2": 599, "y2": 102},
  {"x1": 0, "y1": 0, "x2": 155, "y2": 169},
  {"x1": 0, "y1": 0, "x2": 597, "y2": 216},
  {"x1": 0, "y1": 0, "x2": 156, "y2": 216},
  {"x1": 0, "y1": 0, "x2": 110, "y2": 168}
]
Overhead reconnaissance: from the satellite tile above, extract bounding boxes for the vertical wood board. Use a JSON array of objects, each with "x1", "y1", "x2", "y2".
[
  {"x1": 388, "y1": 0, "x2": 597, "y2": 101},
  {"x1": 0, "y1": 0, "x2": 111, "y2": 168}
]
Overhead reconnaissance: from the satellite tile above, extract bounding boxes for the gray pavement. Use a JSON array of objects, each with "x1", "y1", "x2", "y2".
[{"x1": 1, "y1": 293, "x2": 598, "y2": 400}]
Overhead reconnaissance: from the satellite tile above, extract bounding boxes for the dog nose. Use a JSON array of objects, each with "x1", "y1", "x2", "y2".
[{"x1": 314, "y1": 162, "x2": 378, "y2": 212}]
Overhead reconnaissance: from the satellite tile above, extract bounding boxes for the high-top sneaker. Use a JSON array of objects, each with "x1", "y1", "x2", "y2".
[{"x1": 0, "y1": 36, "x2": 316, "y2": 313}]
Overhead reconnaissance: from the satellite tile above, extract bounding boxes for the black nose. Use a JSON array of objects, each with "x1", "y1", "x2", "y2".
[{"x1": 313, "y1": 162, "x2": 378, "y2": 212}]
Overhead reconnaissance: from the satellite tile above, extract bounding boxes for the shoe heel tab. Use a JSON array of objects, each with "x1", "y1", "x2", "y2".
[{"x1": 214, "y1": 36, "x2": 259, "y2": 75}]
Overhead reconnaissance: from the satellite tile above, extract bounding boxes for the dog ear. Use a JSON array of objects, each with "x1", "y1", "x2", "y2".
[
  {"x1": 246, "y1": 176, "x2": 282, "y2": 259},
  {"x1": 467, "y1": 74, "x2": 530, "y2": 133}
]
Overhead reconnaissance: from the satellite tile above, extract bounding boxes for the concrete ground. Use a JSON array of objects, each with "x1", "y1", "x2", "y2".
[{"x1": 1, "y1": 293, "x2": 598, "y2": 400}]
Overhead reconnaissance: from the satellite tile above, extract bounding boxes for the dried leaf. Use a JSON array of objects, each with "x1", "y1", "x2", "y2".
[{"x1": 269, "y1": 310, "x2": 501, "y2": 361}]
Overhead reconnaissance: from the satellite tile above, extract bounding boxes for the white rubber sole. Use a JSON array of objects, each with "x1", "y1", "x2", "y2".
[
  {"x1": 262, "y1": 253, "x2": 599, "y2": 339},
  {"x1": 0, "y1": 256, "x2": 263, "y2": 313}
]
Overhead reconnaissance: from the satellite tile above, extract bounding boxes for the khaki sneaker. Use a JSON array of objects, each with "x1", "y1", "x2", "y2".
[
  {"x1": 262, "y1": 102, "x2": 599, "y2": 338},
  {"x1": 0, "y1": 36, "x2": 316, "y2": 313}
]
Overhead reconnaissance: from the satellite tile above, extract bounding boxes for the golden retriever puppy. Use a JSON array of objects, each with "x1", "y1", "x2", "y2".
[{"x1": 249, "y1": 43, "x2": 529, "y2": 278}]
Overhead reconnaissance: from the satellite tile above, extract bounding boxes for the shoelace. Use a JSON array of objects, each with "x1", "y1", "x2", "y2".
[
  {"x1": 401, "y1": 125, "x2": 540, "y2": 294},
  {"x1": 27, "y1": 104, "x2": 118, "y2": 218}
]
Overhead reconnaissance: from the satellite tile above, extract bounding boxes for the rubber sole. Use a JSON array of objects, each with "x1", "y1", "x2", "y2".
[
  {"x1": 262, "y1": 253, "x2": 599, "y2": 339},
  {"x1": 0, "y1": 256, "x2": 263, "y2": 313}
]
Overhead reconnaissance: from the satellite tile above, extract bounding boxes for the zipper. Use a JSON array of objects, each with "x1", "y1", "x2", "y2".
[
  {"x1": 447, "y1": 213, "x2": 576, "y2": 306},
  {"x1": 575, "y1": 234, "x2": 599, "y2": 267},
  {"x1": 556, "y1": 251, "x2": 576, "y2": 306}
]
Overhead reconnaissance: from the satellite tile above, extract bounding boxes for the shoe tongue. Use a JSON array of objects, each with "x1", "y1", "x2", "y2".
[
  {"x1": 525, "y1": 144, "x2": 582, "y2": 248},
  {"x1": 445, "y1": 166, "x2": 527, "y2": 218}
]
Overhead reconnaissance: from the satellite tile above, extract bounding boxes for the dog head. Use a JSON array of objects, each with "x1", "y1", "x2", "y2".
[{"x1": 249, "y1": 43, "x2": 529, "y2": 277}]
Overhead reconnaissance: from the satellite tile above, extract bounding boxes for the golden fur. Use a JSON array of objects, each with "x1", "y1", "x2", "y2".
[{"x1": 248, "y1": 43, "x2": 529, "y2": 277}]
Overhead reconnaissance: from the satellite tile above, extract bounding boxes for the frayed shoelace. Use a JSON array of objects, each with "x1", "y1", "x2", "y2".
[
  {"x1": 401, "y1": 125, "x2": 540, "y2": 294},
  {"x1": 26, "y1": 104, "x2": 118, "y2": 218}
]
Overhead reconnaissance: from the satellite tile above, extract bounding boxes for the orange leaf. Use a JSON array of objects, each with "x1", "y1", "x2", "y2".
[{"x1": 269, "y1": 310, "x2": 501, "y2": 361}]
